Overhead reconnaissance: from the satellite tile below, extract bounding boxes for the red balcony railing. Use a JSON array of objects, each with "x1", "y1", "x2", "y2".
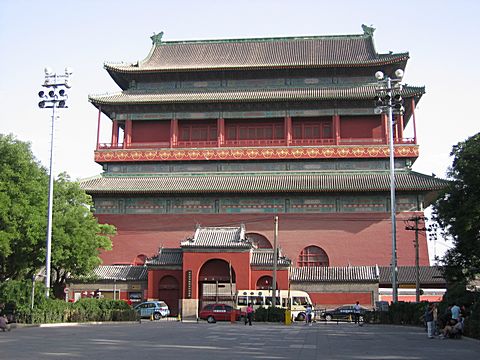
[{"x1": 97, "y1": 137, "x2": 416, "y2": 150}]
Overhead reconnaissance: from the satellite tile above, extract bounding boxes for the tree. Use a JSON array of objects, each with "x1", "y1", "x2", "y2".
[
  {"x1": 50, "y1": 173, "x2": 115, "y2": 297},
  {"x1": 0, "y1": 134, "x2": 115, "y2": 298},
  {"x1": 432, "y1": 132, "x2": 480, "y2": 282},
  {"x1": 0, "y1": 134, "x2": 48, "y2": 281}
]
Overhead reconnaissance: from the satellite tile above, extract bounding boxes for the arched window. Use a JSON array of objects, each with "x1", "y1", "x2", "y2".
[
  {"x1": 246, "y1": 233, "x2": 272, "y2": 249},
  {"x1": 297, "y1": 246, "x2": 329, "y2": 267},
  {"x1": 134, "y1": 254, "x2": 147, "y2": 265}
]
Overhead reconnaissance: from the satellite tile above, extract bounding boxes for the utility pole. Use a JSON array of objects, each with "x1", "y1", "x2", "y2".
[
  {"x1": 405, "y1": 215, "x2": 426, "y2": 302},
  {"x1": 272, "y1": 215, "x2": 278, "y2": 308}
]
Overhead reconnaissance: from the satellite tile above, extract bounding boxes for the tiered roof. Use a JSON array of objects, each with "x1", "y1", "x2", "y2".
[
  {"x1": 104, "y1": 29, "x2": 408, "y2": 75},
  {"x1": 80, "y1": 170, "x2": 448, "y2": 194},
  {"x1": 89, "y1": 85, "x2": 424, "y2": 105}
]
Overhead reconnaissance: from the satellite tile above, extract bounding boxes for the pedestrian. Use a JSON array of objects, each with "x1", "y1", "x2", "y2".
[
  {"x1": 353, "y1": 301, "x2": 361, "y2": 325},
  {"x1": 0, "y1": 315, "x2": 10, "y2": 332},
  {"x1": 305, "y1": 303, "x2": 313, "y2": 326},
  {"x1": 432, "y1": 303, "x2": 438, "y2": 335},
  {"x1": 424, "y1": 302, "x2": 435, "y2": 338},
  {"x1": 451, "y1": 302, "x2": 461, "y2": 323},
  {"x1": 245, "y1": 303, "x2": 254, "y2": 326}
]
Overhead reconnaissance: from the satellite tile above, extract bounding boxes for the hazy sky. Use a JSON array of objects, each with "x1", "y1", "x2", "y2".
[{"x1": 1, "y1": 0, "x2": 478, "y2": 262}]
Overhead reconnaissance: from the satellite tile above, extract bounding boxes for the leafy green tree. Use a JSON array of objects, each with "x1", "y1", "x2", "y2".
[
  {"x1": 50, "y1": 173, "x2": 115, "y2": 297},
  {"x1": 0, "y1": 134, "x2": 48, "y2": 281},
  {"x1": 0, "y1": 134, "x2": 115, "y2": 298},
  {"x1": 432, "y1": 132, "x2": 480, "y2": 282}
]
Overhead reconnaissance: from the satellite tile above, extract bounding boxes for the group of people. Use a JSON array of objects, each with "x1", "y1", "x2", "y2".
[{"x1": 424, "y1": 302, "x2": 464, "y2": 339}]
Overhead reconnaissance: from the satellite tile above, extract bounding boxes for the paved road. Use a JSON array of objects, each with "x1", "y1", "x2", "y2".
[{"x1": 0, "y1": 320, "x2": 478, "y2": 359}]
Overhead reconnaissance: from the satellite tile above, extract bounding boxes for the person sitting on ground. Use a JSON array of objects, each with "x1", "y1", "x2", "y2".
[
  {"x1": 440, "y1": 317, "x2": 464, "y2": 339},
  {"x1": 0, "y1": 314, "x2": 10, "y2": 332}
]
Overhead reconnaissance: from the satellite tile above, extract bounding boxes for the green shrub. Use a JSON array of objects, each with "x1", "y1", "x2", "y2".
[{"x1": 254, "y1": 306, "x2": 285, "y2": 322}]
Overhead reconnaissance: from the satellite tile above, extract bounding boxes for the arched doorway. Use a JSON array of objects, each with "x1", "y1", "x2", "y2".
[
  {"x1": 198, "y1": 259, "x2": 236, "y2": 309},
  {"x1": 247, "y1": 233, "x2": 272, "y2": 248},
  {"x1": 158, "y1": 275, "x2": 180, "y2": 316},
  {"x1": 256, "y1": 275, "x2": 278, "y2": 290}
]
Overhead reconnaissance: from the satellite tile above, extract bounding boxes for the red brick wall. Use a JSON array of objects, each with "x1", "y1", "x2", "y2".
[
  {"x1": 96, "y1": 212, "x2": 430, "y2": 268},
  {"x1": 310, "y1": 292, "x2": 373, "y2": 308}
]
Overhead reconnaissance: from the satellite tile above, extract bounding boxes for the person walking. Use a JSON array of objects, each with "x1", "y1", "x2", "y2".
[
  {"x1": 245, "y1": 303, "x2": 254, "y2": 326},
  {"x1": 353, "y1": 301, "x2": 361, "y2": 325},
  {"x1": 305, "y1": 303, "x2": 313, "y2": 326}
]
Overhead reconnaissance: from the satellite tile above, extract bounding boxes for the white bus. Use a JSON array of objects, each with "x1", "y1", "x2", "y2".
[{"x1": 236, "y1": 289, "x2": 313, "y2": 321}]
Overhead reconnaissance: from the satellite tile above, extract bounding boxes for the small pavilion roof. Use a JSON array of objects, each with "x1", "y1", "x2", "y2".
[
  {"x1": 251, "y1": 249, "x2": 291, "y2": 267},
  {"x1": 104, "y1": 28, "x2": 408, "y2": 74},
  {"x1": 180, "y1": 225, "x2": 252, "y2": 249},
  {"x1": 145, "y1": 248, "x2": 183, "y2": 266},
  {"x1": 85, "y1": 265, "x2": 148, "y2": 281},
  {"x1": 290, "y1": 266, "x2": 378, "y2": 282},
  {"x1": 80, "y1": 171, "x2": 448, "y2": 194},
  {"x1": 89, "y1": 84, "x2": 424, "y2": 106},
  {"x1": 379, "y1": 266, "x2": 446, "y2": 285}
]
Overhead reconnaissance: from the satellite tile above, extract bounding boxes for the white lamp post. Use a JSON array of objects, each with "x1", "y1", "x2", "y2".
[
  {"x1": 374, "y1": 69, "x2": 404, "y2": 303},
  {"x1": 38, "y1": 67, "x2": 72, "y2": 298}
]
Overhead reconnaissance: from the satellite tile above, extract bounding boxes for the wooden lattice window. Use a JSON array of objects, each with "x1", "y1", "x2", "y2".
[{"x1": 297, "y1": 246, "x2": 329, "y2": 267}]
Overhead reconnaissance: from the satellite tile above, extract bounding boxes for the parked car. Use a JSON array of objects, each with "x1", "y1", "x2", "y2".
[
  {"x1": 319, "y1": 305, "x2": 368, "y2": 322},
  {"x1": 134, "y1": 301, "x2": 170, "y2": 320},
  {"x1": 199, "y1": 303, "x2": 246, "y2": 323}
]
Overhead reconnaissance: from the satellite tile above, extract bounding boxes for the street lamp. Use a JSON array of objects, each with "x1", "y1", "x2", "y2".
[
  {"x1": 38, "y1": 67, "x2": 72, "y2": 298},
  {"x1": 374, "y1": 69, "x2": 404, "y2": 303}
]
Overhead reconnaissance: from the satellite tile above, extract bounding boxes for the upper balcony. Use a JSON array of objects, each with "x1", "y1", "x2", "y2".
[
  {"x1": 95, "y1": 137, "x2": 418, "y2": 163},
  {"x1": 94, "y1": 113, "x2": 418, "y2": 163},
  {"x1": 98, "y1": 137, "x2": 415, "y2": 150}
]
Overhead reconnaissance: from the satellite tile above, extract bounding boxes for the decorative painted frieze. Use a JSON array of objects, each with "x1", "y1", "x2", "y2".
[{"x1": 95, "y1": 145, "x2": 419, "y2": 163}]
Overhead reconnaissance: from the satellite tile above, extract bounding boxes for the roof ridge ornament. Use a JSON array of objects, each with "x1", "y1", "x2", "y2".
[
  {"x1": 361, "y1": 24, "x2": 375, "y2": 36},
  {"x1": 151, "y1": 31, "x2": 164, "y2": 45}
]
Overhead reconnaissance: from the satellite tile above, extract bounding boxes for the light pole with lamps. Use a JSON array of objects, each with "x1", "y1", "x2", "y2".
[
  {"x1": 374, "y1": 69, "x2": 405, "y2": 303},
  {"x1": 38, "y1": 67, "x2": 72, "y2": 298}
]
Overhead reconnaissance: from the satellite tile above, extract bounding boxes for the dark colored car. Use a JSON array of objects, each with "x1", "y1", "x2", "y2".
[
  {"x1": 319, "y1": 305, "x2": 368, "y2": 322},
  {"x1": 199, "y1": 304, "x2": 246, "y2": 323}
]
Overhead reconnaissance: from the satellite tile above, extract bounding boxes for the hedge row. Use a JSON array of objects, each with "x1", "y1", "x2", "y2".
[{"x1": 16, "y1": 298, "x2": 138, "y2": 324}]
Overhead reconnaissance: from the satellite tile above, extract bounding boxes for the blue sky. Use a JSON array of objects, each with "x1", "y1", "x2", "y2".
[{"x1": 1, "y1": 0, "x2": 478, "y2": 261}]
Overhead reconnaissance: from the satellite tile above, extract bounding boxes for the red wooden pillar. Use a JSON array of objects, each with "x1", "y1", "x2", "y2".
[
  {"x1": 96, "y1": 107, "x2": 101, "y2": 150},
  {"x1": 411, "y1": 98, "x2": 417, "y2": 144},
  {"x1": 170, "y1": 118, "x2": 178, "y2": 148},
  {"x1": 111, "y1": 119, "x2": 119, "y2": 147},
  {"x1": 382, "y1": 113, "x2": 388, "y2": 144},
  {"x1": 123, "y1": 118, "x2": 132, "y2": 149},
  {"x1": 147, "y1": 269, "x2": 156, "y2": 300},
  {"x1": 333, "y1": 114, "x2": 340, "y2": 145},
  {"x1": 285, "y1": 116, "x2": 292, "y2": 146},
  {"x1": 217, "y1": 118, "x2": 225, "y2": 147},
  {"x1": 397, "y1": 114, "x2": 404, "y2": 142}
]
